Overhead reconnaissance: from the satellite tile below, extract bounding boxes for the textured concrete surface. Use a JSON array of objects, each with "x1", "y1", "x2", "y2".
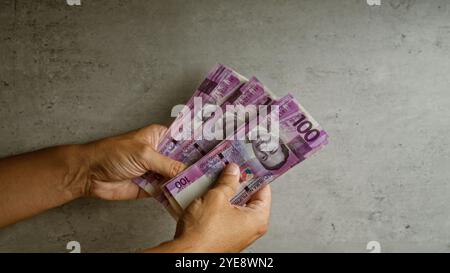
[{"x1": 0, "y1": 0, "x2": 449, "y2": 252}]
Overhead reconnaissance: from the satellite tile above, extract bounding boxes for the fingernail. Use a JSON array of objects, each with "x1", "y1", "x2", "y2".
[{"x1": 223, "y1": 163, "x2": 239, "y2": 176}]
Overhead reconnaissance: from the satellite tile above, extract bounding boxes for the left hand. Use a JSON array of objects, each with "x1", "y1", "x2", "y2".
[{"x1": 81, "y1": 124, "x2": 185, "y2": 200}]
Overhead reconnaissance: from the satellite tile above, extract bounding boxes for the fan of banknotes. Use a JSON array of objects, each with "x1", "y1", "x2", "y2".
[{"x1": 133, "y1": 64, "x2": 329, "y2": 218}]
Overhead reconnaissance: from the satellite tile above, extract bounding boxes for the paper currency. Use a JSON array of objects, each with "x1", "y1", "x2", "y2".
[
  {"x1": 148, "y1": 78, "x2": 277, "y2": 203},
  {"x1": 162, "y1": 95, "x2": 328, "y2": 217},
  {"x1": 131, "y1": 64, "x2": 328, "y2": 218},
  {"x1": 164, "y1": 78, "x2": 270, "y2": 170},
  {"x1": 150, "y1": 77, "x2": 274, "y2": 204},
  {"x1": 132, "y1": 64, "x2": 247, "y2": 195}
]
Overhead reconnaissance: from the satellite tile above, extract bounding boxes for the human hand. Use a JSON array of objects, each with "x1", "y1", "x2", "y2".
[
  {"x1": 148, "y1": 163, "x2": 271, "y2": 252},
  {"x1": 80, "y1": 124, "x2": 185, "y2": 200}
]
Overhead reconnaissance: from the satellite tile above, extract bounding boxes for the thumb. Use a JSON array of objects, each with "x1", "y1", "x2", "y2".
[
  {"x1": 145, "y1": 149, "x2": 186, "y2": 178},
  {"x1": 213, "y1": 163, "x2": 241, "y2": 199}
]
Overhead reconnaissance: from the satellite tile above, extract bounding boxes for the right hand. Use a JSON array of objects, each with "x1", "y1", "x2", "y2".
[{"x1": 150, "y1": 163, "x2": 271, "y2": 252}]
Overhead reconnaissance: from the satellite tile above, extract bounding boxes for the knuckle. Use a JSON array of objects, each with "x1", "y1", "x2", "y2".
[
  {"x1": 169, "y1": 161, "x2": 185, "y2": 177},
  {"x1": 140, "y1": 144, "x2": 154, "y2": 159},
  {"x1": 190, "y1": 198, "x2": 203, "y2": 210},
  {"x1": 207, "y1": 188, "x2": 226, "y2": 201},
  {"x1": 182, "y1": 199, "x2": 201, "y2": 218},
  {"x1": 221, "y1": 183, "x2": 235, "y2": 194},
  {"x1": 151, "y1": 124, "x2": 168, "y2": 137},
  {"x1": 207, "y1": 188, "x2": 222, "y2": 197},
  {"x1": 249, "y1": 213, "x2": 269, "y2": 237},
  {"x1": 147, "y1": 124, "x2": 161, "y2": 131},
  {"x1": 256, "y1": 222, "x2": 269, "y2": 237},
  {"x1": 148, "y1": 124, "x2": 158, "y2": 130}
]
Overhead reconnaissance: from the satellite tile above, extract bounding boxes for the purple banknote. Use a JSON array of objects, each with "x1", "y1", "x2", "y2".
[
  {"x1": 132, "y1": 64, "x2": 247, "y2": 195},
  {"x1": 162, "y1": 95, "x2": 328, "y2": 217},
  {"x1": 150, "y1": 77, "x2": 277, "y2": 202}
]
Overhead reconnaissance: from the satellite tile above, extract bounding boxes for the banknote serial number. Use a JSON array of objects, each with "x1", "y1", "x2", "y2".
[{"x1": 175, "y1": 257, "x2": 274, "y2": 270}]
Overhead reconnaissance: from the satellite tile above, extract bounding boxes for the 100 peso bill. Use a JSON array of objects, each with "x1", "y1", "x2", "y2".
[
  {"x1": 132, "y1": 64, "x2": 247, "y2": 196},
  {"x1": 162, "y1": 94, "x2": 328, "y2": 217},
  {"x1": 150, "y1": 77, "x2": 278, "y2": 203},
  {"x1": 131, "y1": 64, "x2": 328, "y2": 218}
]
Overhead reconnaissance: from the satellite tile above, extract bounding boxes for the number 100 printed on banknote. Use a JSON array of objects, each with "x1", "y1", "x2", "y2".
[{"x1": 132, "y1": 64, "x2": 328, "y2": 218}]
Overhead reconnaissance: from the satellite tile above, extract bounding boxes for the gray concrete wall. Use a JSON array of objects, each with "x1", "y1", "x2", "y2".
[{"x1": 0, "y1": 0, "x2": 449, "y2": 252}]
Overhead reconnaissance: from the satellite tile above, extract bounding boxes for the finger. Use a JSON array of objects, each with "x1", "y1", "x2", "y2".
[
  {"x1": 213, "y1": 163, "x2": 241, "y2": 199},
  {"x1": 152, "y1": 125, "x2": 168, "y2": 145},
  {"x1": 140, "y1": 124, "x2": 168, "y2": 134},
  {"x1": 90, "y1": 180, "x2": 142, "y2": 201},
  {"x1": 137, "y1": 188, "x2": 151, "y2": 199},
  {"x1": 137, "y1": 124, "x2": 168, "y2": 149},
  {"x1": 146, "y1": 150, "x2": 186, "y2": 178},
  {"x1": 246, "y1": 184, "x2": 271, "y2": 211}
]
